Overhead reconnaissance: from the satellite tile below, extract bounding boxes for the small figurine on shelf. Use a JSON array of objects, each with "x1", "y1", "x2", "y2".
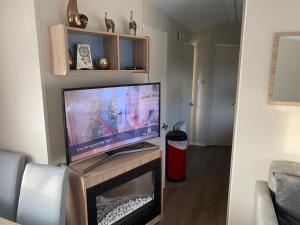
[
  {"x1": 105, "y1": 12, "x2": 115, "y2": 33},
  {"x1": 67, "y1": 0, "x2": 88, "y2": 29},
  {"x1": 129, "y1": 11, "x2": 137, "y2": 36}
]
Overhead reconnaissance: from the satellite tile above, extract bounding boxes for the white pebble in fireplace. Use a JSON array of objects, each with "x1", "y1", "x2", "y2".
[{"x1": 97, "y1": 195, "x2": 154, "y2": 225}]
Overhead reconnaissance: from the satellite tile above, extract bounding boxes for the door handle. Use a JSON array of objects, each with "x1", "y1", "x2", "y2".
[
  {"x1": 190, "y1": 102, "x2": 194, "y2": 106},
  {"x1": 231, "y1": 102, "x2": 236, "y2": 106}
]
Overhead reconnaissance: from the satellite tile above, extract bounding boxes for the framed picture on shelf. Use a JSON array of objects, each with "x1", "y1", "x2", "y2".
[{"x1": 76, "y1": 44, "x2": 93, "y2": 70}]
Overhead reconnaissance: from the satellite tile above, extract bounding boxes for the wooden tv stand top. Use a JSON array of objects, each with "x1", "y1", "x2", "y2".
[{"x1": 69, "y1": 147, "x2": 162, "y2": 189}]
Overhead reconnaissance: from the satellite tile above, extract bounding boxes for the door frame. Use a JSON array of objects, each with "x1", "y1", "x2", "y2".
[{"x1": 182, "y1": 43, "x2": 196, "y2": 141}]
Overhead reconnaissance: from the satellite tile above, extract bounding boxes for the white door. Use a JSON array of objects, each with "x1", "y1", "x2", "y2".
[
  {"x1": 143, "y1": 26, "x2": 167, "y2": 147},
  {"x1": 182, "y1": 44, "x2": 195, "y2": 139},
  {"x1": 143, "y1": 26, "x2": 168, "y2": 185},
  {"x1": 210, "y1": 45, "x2": 239, "y2": 146}
]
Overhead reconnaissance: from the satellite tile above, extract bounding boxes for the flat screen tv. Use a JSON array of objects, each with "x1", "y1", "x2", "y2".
[{"x1": 62, "y1": 83, "x2": 160, "y2": 164}]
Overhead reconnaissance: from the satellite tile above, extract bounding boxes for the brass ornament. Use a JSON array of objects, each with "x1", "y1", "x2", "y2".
[
  {"x1": 96, "y1": 58, "x2": 110, "y2": 70},
  {"x1": 68, "y1": 49, "x2": 74, "y2": 69},
  {"x1": 67, "y1": 0, "x2": 88, "y2": 29}
]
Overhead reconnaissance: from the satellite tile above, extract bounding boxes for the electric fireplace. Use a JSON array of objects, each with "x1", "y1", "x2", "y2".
[
  {"x1": 65, "y1": 149, "x2": 162, "y2": 225},
  {"x1": 87, "y1": 159, "x2": 161, "y2": 225}
]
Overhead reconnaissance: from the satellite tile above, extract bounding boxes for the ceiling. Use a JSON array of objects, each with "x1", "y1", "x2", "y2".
[{"x1": 145, "y1": 0, "x2": 244, "y2": 31}]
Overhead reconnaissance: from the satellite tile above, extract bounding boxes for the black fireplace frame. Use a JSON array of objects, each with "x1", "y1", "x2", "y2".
[{"x1": 86, "y1": 158, "x2": 162, "y2": 225}]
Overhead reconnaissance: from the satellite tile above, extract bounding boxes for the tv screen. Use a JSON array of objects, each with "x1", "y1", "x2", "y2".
[{"x1": 62, "y1": 83, "x2": 160, "y2": 164}]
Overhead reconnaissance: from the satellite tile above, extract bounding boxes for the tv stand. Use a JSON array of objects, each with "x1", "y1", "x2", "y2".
[
  {"x1": 65, "y1": 147, "x2": 163, "y2": 225},
  {"x1": 82, "y1": 142, "x2": 158, "y2": 174}
]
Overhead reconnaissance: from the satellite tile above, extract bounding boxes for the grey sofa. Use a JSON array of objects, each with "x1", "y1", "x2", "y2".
[
  {"x1": 255, "y1": 161, "x2": 300, "y2": 225},
  {"x1": 0, "y1": 150, "x2": 26, "y2": 221},
  {"x1": 17, "y1": 163, "x2": 68, "y2": 225}
]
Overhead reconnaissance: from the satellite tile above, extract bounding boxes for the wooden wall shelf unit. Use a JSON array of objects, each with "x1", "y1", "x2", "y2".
[
  {"x1": 50, "y1": 24, "x2": 149, "y2": 75},
  {"x1": 66, "y1": 148, "x2": 163, "y2": 225}
]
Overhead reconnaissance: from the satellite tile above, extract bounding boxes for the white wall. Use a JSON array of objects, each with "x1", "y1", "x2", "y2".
[
  {"x1": 143, "y1": 1, "x2": 190, "y2": 131},
  {"x1": 0, "y1": 0, "x2": 48, "y2": 163},
  {"x1": 228, "y1": 1, "x2": 300, "y2": 225},
  {"x1": 142, "y1": 1, "x2": 190, "y2": 186},
  {"x1": 33, "y1": 0, "x2": 190, "y2": 164},
  {"x1": 34, "y1": 0, "x2": 147, "y2": 164},
  {"x1": 191, "y1": 24, "x2": 240, "y2": 145}
]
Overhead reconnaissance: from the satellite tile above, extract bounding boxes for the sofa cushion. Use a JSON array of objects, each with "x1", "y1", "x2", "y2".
[
  {"x1": 0, "y1": 150, "x2": 26, "y2": 221},
  {"x1": 269, "y1": 161, "x2": 300, "y2": 194},
  {"x1": 274, "y1": 173, "x2": 300, "y2": 225}
]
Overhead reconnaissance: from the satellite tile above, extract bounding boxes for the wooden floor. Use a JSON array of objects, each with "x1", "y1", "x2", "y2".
[{"x1": 158, "y1": 146, "x2": 232, "y2": 225}]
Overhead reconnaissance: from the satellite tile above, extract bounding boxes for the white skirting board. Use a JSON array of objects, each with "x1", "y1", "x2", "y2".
[{"x1": 190, "y1": 142, "x2": 208, "y2": 147}]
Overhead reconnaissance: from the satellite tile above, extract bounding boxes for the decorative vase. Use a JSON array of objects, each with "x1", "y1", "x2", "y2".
[{"x1": 67, "y1": 0, "x2": 88, "y2": 29}]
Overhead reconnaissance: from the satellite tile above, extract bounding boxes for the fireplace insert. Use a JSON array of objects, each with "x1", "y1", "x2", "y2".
[{"x1": 86, "y1": 159, "x2": 161, "y2": 225}]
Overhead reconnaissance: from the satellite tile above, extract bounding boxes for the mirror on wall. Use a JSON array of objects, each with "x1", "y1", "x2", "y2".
[{"x1": 269, "y1": 32, "x2": 300, "y2": 105}]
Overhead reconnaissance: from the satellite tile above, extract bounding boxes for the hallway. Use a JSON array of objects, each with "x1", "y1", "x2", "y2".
[{"x1": 159, "y1": 146, "x2": 231, "y2": 225}]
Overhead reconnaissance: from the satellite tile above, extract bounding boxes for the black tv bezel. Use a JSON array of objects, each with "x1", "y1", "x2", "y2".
[{"x1": 62, "y1": 82, "x2": 161, "y2": 165}]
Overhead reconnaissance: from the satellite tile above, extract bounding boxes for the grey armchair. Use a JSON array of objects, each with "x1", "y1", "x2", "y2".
[
  {"x1": 0, "y1": 150, "x2": 26, "y2": 221},
  {"x1": 16, "y1": 163, "x2": 68, "y2": 225},
  {"x1": 254, "y1": 161, "x2": 300, "y2": 225}
]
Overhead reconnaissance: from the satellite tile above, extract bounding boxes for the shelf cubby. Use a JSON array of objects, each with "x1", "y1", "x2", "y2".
[
  {"x1": 50, "y1": 24, "x2": 149, "y2": 75},
  {"x1": 119, "y1": 34, "x2": 149, "y2": 72},
  {"x1": 68, "y1": 28, "x2": 119, "y2": 71}
]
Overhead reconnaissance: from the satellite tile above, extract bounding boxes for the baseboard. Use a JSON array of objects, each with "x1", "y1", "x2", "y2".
[{"x1": 190, "y1": 142, "x2": 208, "y2": 147}]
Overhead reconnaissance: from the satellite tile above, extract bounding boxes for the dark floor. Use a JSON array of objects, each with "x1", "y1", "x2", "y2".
[{"x1": 158, "y1": 146, "x2": 232, "y2": 225}]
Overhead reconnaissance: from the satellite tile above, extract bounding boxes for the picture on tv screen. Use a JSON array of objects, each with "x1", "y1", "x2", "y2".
[{"x1": 62, "y1": 83, "x2": 160, "y2": 164}]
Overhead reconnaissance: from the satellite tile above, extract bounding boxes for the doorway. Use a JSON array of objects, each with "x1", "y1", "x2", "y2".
[
  {"x1": 190, "y1": 44, "x2": 239, "y2": 146},
  {"x1": 209, "y1": 45, "x2": 239, "y2": 145},
  {"x1": 158, "y1": 42, "x2": 240, "y2": 225}
]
